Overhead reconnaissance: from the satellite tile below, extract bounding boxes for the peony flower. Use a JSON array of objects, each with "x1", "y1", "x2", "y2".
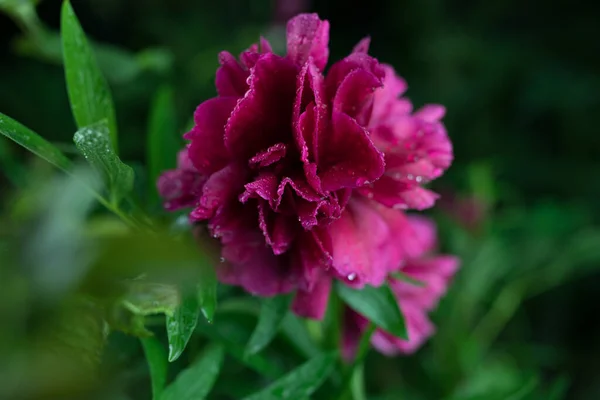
[
  {"x1": 342, "y1": 216, "x2": 460, "y2": 358},
  {"x1": 158, "y1": 13, "x2": 454, "y2": 320}
]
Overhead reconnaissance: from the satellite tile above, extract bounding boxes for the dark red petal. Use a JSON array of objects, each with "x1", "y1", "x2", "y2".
[
  {"x1": 319, "y1": 111, "x2": 385, "y2": 192},
  {"x1": 333, "y1": 68, "x2": 383, "y2": 124},
  {"x1": 185, "y1": 97, "x2": 237, "y2": 175},
  {"x1": 190, "y1": 164, "x2": 245, "y2": 221},
  {"x1": 215, "y1": 51, "x2": 249, "y2": 97},
  {"x1": 258, "y1": 201, "x2": 297, "y2": 255},
  {"x1": 224, "y1": 54, "x2": 298, "y2": 160},
  {"x1": 218, "y1": 229, "x2": 297, "y2": 296},
  {"x1": 286, "y1": 13, "x2": 330, "y2": 70},
  {"x1": 249, "y1": 143, "x2": 287, "y2": 168},
  {"x1": 325, "y1": 53, "x2": 384, "y2": 103},
  {"x1": 239, "y1": 172, "x2": 279, "y2": 205},
  {"x1": 293, "y1": 60, "x2": 327, "y2": 166}
]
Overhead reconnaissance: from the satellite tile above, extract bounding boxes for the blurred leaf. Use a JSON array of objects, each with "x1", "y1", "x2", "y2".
[
  {"x1": 198, "y1": 266, "x2": 217, "y2": 323},
  {"x1": 0, "y1": 112, "x2": 73, "y2": 172},
  {"x1": 336, "y1": 283, "x2": 407, "y2": 339},
  {"x1": 141, "y1": 337, "x2": 168, "y2": 400},
  {"x1": 245, "y1": 294, "x2": 292, "y2": 357},
  {"x1": 166, "y1": 293, "x2": 200, "y2": 362},
  {"x1": 73, "y1": 121, "x2": 134, "y2": 204},
  {"x1": 160, "y1": 344, "x2": 224, "y2": 400},
  {"x1": 281, "y1": 313, "x2": 321, "y2": 359},
  {"x1": 546, "y1": 375, "x2": 569, "y2": 400},
  {"x1": 242, "y1": 352, "x2": 337, "y2": 400},
  {"x1": 24, "y1": 166, "x2": 100, "y2": 299},
  {"x1": 61, "y1": 0, "x2": 118, "y2": 151},
  {"x1": 123, "y1": 282, "x2": 180, "y2": 317},
  {"x1": 147, "y1": 86, "x2": 179, "y2": 202}
]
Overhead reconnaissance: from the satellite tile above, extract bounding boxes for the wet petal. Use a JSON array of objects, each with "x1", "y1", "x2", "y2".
[{"x1": 286, "y1": 13, "x2": 330, "y2": 70}]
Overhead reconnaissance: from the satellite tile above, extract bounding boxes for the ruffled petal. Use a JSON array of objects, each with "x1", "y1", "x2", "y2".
[
  {"x1": 320, "y1": 111, "x2": 385, "y2": 192},
  {"x1": 190, "y1": 164, "x2": 246, "y2": 221},
  {"x1": 186, "y1": 97, "x2": 237, "y2": 175},
  {"x1": 225, "y1": 54, "x2": 298, "y2": 160},
  {"x1": 249, "y1": 143, "x2": 287, "y2": 168},
  {"x1": 215, "y1": 51, "x2": 249, "y2": 97}
]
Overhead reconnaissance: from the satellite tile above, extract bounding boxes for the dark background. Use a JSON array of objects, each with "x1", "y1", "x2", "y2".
[{"x1": 1, "y1": 0, "x2": 599, "y2": 398}]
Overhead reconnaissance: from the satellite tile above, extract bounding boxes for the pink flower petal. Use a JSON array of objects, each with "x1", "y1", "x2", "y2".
[
  {"x1": 286, "y1": 13, "x2": 330, "y2": 70},
  {"x1": 352, "y1": 37, "x2": 371, "y2": 54}
]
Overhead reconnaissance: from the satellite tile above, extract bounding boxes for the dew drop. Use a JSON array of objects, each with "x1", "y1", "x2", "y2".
[
  {"x1": 407, "y1": 174, "x2": 414, "y2": 180},
  {"x1": 415, "y1": 176, "x2": 423, "y2": 183},
  {"x1": 347, "y1": 272, "x2": 357, "y2": 281},
  {"x1": 219, "y1": 257, "x2": 225, "y2": 263}
]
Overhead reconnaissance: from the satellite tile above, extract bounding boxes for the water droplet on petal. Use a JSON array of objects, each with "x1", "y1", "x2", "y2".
[
  {"x1": 219, "y1": 257, "x2": 225, "y2": 263},
  {"x1": 347, "y1": 272, "x2": 357, "y2": 281},
  {"x1": 415, "y1": 176, "x2": 423, "y2": 183}
]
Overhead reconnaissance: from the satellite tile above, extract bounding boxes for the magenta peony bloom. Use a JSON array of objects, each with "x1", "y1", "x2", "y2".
[
  {"x1": 157, "y1": 13, "x2": 454, "y2": 320},
  {"x1": 342, "y1": 216, "x2": 460, "y2": 358}
]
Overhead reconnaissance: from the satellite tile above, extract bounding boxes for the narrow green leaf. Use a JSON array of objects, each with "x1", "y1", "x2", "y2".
[
  {"x1": 0, "y1": 112, "x2": 73, "y2": 172},
  {"x1": 166, "y1": 294, "x2": 200, "y2": 362},
  {"x1": 147, "y1": 85, "x2": 179, "y2": 203},
  {"x1": 198, "y1": 266, "x2": 217, "y2": 323},
  {"x1": 245, "y1": 294, "x2": 292, "y2": 356},
  {"x1": 160, "y1": 344, "x2": 225, "y2": 400},
  {"x1": 61, "y1": 0, "x2": 118, "y2": 152},
  {"x1": 336, "y1": 283, "x2": 408, "y2": 339},
  {"x1": 242, "y1": 352, "x2": 337, "y2": 400},
  {"x1": 141, "y1": 337, "x2": 168, "y2": 400},
  {"x1": 73, "y1": 121, "x2": 134, "y2": 203}
]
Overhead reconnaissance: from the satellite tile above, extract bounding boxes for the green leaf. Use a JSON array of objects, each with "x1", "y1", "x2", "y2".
[
  {"x1": 141, "y1": 337, "x2": 168, "y2": 400},
  {"x1": 122, "y1": 282, "x2": 180, "y2": 317},
  {"x1": 0, "y1": 112, "x2": 73, "y2": 172},
  {"x1": 61, "y1": 0, "x2": 118, "y2": 152},
  {"x1": 147, "y1": 85, "x2": 179, "y2": 203},
  {"x1": 245, "y1": 294, "x2": 292, "y2": 356},
  {"x1": 160, "y1": 344, "x2": 225, "y2": 400},
  {"x1": 73, "y1": 121, "x2": 134, "y2": 204},
  {"x1": 166, "y1": 294, "x2": 200, "y2": 362},
  {"x1": 242, "y1": 352, "x2": 337, "y2": 400},
  {"x1": 198, "y1": 266, "x2": 217, "y2": 323},
  {"x1": 336, "y1": 283, "x2": 408, "y2": 339}
]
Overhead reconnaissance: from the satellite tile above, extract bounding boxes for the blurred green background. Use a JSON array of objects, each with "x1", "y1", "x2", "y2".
[{"x1": 1, "y1": 0, "x2": 600, "y2": 399}]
